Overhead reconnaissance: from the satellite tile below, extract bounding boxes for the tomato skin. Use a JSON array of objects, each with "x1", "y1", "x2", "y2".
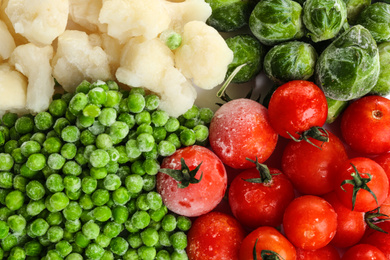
[
  {"x1": 322, "y1": 192, "x2": 366, "y2": 248},
  {"x1": 296, "y1": 244, "x2": 341, "y2": 260},
  {"x1": 238, "y1": 226, "x2": 296, "y2": 260},
  {"x1": 228, "y1": 167, "x2": 295, "y2": 228},
  {"x1": 187, "y1": 211, "x2": 245, "y2": 260},
  {"x1": 209, "y1": 98, "x2": 278, "y2": 169},
  {"x1": 268, "y1": 80, "x2": 328, "y2": 139},
  {"x1": 281, "y1": 130, "x2": 348, "y2": 195},
  {"x1": 341, "y1": 95, "x2": 390, "y2": 154},
  {"x1": 283, "y1": 195, "x2": 338, "y2": 250},
  {"x1": 341, "y1": 244, "x2": 386, "y2": 260},
  {"x1": 334, "y1": 157, "x2": 389, "y2": 212},
  {"x1": 156, "y1": 145, "x2": 227, "y2": 217},
  {"x1": 361, "y1": 221, "x2": 390, "y2": 259},
  {"x1": 373, "y1": 153, "x2": 390, "y2": 217}
]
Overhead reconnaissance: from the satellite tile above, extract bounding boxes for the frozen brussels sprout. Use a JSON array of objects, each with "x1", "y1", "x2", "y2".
[
  {"x1": 326, "y1": 97, "x2": 348, "y2": 124},
  {"x1": 225, "y1": 34, "x2": 264, "y2": 83},
  {"x1": 356, "y1": 2, "x2": 390, "y2": 43},
  {"x1": 263, "y1": 41, "x2": 317, "y2": 85},
  {"x1": 249, "y1": 0, "x2": 305, "y2": 46},
  {"x1": 315, "y1": 25, "x2": 380, "y2": 101},
  {"x1": 342, "y1": 0, "x2": 371, "y2": 25},
  {"x1": 205, "y1": 0, "x2": 256, "y2": 32},
  {"x1": 303, "y1": 0, "x2": 348, "y2": 42},
  {"x1": 371, "y1": 42, "x2": 390, "y2": 95}
]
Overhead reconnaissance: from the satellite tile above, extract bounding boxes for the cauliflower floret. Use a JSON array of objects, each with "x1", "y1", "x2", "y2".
[
  {"x1": 116, "y1": 37, "x2": 196, "y2": 117},
  {"x1": 0, "y1": 0, "x2": 28, "y2": 46},
  {"x1": 0, "y1": 63, "x2": 27, "y2": 115},
  {"x1": 10, "y1": 43, "x2": 55, "y2": 113},
  {"x1": 175, "y1": 21, "x2": 233, "y2": 90},
  {"x1": 99, "y1": 0, "x2": 171, "y2": 43},
  {"x1": 52, "y1": 30, "x2": 113, "y2": 93},
  {"x1": 68, "y1": 0, "x2": 107, "y2": 33},
  {"x1": 0, "y1": 20, "x2": 15, "y2": 60},
  {"x1": 163, "y1": 0, "x2": 212, "y2": 31},
  {"x1": 5, "y1": 0, "x2": 69, "y2": 46}
]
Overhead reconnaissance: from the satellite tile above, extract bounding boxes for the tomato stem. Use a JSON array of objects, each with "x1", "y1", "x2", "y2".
[
  {"x1": 159, "y1": 158, "x2": 203, "y2": 189},
  {"x1": 243, "y1": 157, "x2": 279, "y2": 184},
  {"x1": 340, "y1": 163, "x2": 378, "y2": 211},
  {"x1": 287, "y1": 126, "x2": 329, "y2": 150},
  {"x1": 252, "y1": 239, "x2": 285, "y2": 260},
  {"x1": 365, "y1": 207, "x2": 390, "y2": 234}
]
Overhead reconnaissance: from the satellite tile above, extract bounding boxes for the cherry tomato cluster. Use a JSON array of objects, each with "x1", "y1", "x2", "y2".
[{"x1": 157, "y1": 80, "x2": 390, "y2": 259}]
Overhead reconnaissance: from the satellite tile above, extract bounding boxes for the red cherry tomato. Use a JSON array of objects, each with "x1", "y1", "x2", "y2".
[
  {"x1": 341, "y1": 244, "x2": 386, "y2": 260},
  {"x1": 156, "y1": 145, "x2": 227, "y2": 217},
  {"x1": 268, "y1": 80, "x2": 328, "y2": 139},
  {"x1": 322, "y1": 192, "x2": 366, "y2": 248},
  {"x1": 239, "y1": 226, "x2": 296, "y2": 260},
  {"x1": 341, "y1": 95, "x2": 390, "y2": 154},
  {"x1": 283, "y1": 195, "x2": 338, "y2": 250},
  {"x1": 334, "y1": 157, "x2": 389, "y2": 212},
  {"x1": 187, "y1": 211, "x2": 245, "y2": 260},
  {"x1": 373, "y1": 153, "x2": 390, "y2": 217},
  {"x1": 361, "y1": 221, "x2": 390, "y2": 259},
  {"x1": 209, "y1": 98, "x2": 278, "y2": 169},
  {"x1": 228, "y1": 165, "x2": 295, "y2": 228},
  {"x1": 296, "y1": 244, "x2": 341, "y2": 260},
  {"x1": 281, "y1": 130, "x2": 348, "y2": 195}
]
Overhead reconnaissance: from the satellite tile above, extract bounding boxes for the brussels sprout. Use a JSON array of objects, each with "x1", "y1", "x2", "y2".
[
  {"x1": 303, "y1": 0, "x2": 348, "y2": 42},
  {"x1": 263, "y1": 41, "x2": 317, "y2": 85},
  {"x1": 326, "y1": 97, "x2": 348, "y2": 124},
  {"x1": 225, "y1": 34, "x2": 264, "y2": 83},
  {"x1": 371, "y1": 42, "x2": 390, "y2": 95},
  {"x1": 342, "y1": 0, "x2": 371, "y2": 24},
  {"x1": 315, "y1": 25, "x2": 380, "y2": 101},
  {"x1": 205, "y1": 0, "x2": 257, "y2": 32},
  {"x1": 249, "y1": 0, "x2": 305, "y2": 46},
  {"x1": 356, "y1": 2, "x2": 390, "y2": 43}
]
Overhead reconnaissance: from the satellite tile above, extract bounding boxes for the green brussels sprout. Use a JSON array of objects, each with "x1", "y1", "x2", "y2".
[
  {"x1": 356, "y1": 2, "x2": 390, "y2": 43},
  {"x1": 371, "y1": 42, "x2": 390, "y2": 95},
  {"x1": 205, "y1": 0, "x2": 257, "y2": 32},
  {"x1": 303, "y1": 0, "x2": 348, "y2": 42},
  {"x1": 225, "y1": 34, "x2": 265, "y2": 83},
  {"x1": 342, "y1": 0, "x2": 371, "y2": 25},
  {"x1": 315, "y1": 25, "x2": 380, "y2": 101},
  {"x1": 326, "y1": 97, "x2": 348, "y2": 124},
  {"x1": 263, "y1": 41, "x2": 318, "y2": 85},
  {"x1": 249, "y1": 0, "x2": 305, "y2": 46}
]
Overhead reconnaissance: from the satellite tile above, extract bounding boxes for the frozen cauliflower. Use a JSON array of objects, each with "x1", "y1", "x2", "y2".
[
  {"x1": 99, "y1": 0, "x2": 171, "y2": 43},
  {"x1": 52, "y1": 30, "x2": 113, "y2": 93},
  {"x1": 0, "y1": 0, "x2": 28, "y2": 46},
  {"x1": 0, "y1": 63, "x2": 27, "y2": 115},
  {"x1": 68, "y1": 0, "x2": 107, "y2": 33},
  {"x1": 175, "y1": 21, "x2": 233, "y2": 90},
  {"x1": 116, "y1": 37, "x2": 196, "y2": 117},
  {"x1": 5, "y1": 0, "x2": 69, "y2": 46},
  {"x1": 163, "y1": 0, "x2": 212, "y2": 31},
  {"x1": 10, "y1": 43, "x2": 55, "y2": 114},
  {"x1": 0, "y1": 20, "x2": 15, "y2": 60}
]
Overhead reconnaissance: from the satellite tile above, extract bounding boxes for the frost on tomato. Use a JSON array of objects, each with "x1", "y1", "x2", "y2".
[
  {"x1": 209, "y1": 98, "x2": 278, "y2": 169},
  {"x1": 187, "y1": 211, "x2": 245, "y2": 260},
  {"x1": 156, "y1": 145, "x2": 227, "y2": 217}
]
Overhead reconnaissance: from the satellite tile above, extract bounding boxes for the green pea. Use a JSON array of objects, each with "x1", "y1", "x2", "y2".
[
  {"x1": 46, "y1": 173, "x2": 64, "y2": 192},
  {"x1": 62, "y1": 160, "x2": 82, "y2": 176},
  {"x1": 85, "y1": 243, "x2": 105, "y2": 260},
  {"x1": 126, "y1": 139, "x2": 142, "y2": 160},
  {"x1": 117, "y1": 113, "x2": 136, "y2": 129},
  {"x1": 103, "y1": 174, "x2": 121, "y2": 191},
  {"x1": 125, "y1": 174, "x2": 143, "y2": 194},
  {"x1": 47, "y1": 226, "x2": 64, "y2": 243},
  {"x1": 98, "y1": 108, "x2": 117, "y2": 126},
  {"x1": 177, "y1": 216, "x2": 192, "y2": 231},
  {"x1": 105, "y1": 90, "x2": 121, "y2": 108},
  {"x1": 29, "y1": 218, "x2": 49, "y2": 237},
  {"x1": 56, "y1": 240, "x2": 72, "y2": 257},
  {"x1": 46, "y1": 211, "x2": 63, "y2": 226},
  {"x1": 138, "y1": 246, "x2": 156, "y2": 260},
  {"x1": 146, "y1": 191, "x2": 163, "y2": 211},
  {"x1": 93, "y1": 206, "x2": 112, "y2": 222},
  {"x1": 112, "y1": 205, "x2": 129, "y2": 224},
  {"x1": 110, "y1": 237, "x2": 129, "y2": 256},
  {"x1": 108, "y1": 121, "x2": 129, "y2": 143},
  {"x1": 65, "y1": 219, "x2": 82, "y2": 233},
  {"x1": 46, "y1": 153, "x2": 65, "y2": 171},
  {"x1": 112, "y1": 186, "x2": 130, "y2": 205},
  {"x1": 63, "y1": 201, "x2": 82, "y2": 221},
  {"x1": 80, "y1": 129, "x2": 96, "y2": 146},
  {"x1": 88, "y1": 87, "x2": 107, "y2": 106},
  {"x1": 103, "y1": 221, "x2": 122, "y2": 239},
  {"x1": 0, "y1": 153, "x2": 14, "y2": 171},
  {"x1": 179, "y1": 128, "x2": 196, "y2": 146},
  {"x1": 82, "y1": 176, "x2": 98, "y2": 194},
  {"x1": 75, "y1": 231, "x2": 91, "y2": 248},
  {"x1": 61, "y1": 126, "x2": 80, "y2": 143},
  {"x1": 26, "y1": 153, "x2": 46, "y2": 171},
  {"x1": 137, "y1": 133, "x2": 155, "y2": 152},
  {"x1": 145, "y1": 94, "x2": 160, "y2": 111},
  {"x1": 66, "y1": 253, "x2": 83, "y2": 260},
  {"x1": 49, "y1": 99, "x2": 68, "y2": 117},
  {"x1": 156, "y1": 249, "x2": 170, "y2": 260},
  {"x1": 0, "y1": 220, "x2": 9, "y2": 239},
  {"x1": 5, "y1": 190, "x2": 24, "y2": 211},
  {"x1": 2, "y1": 112, "x2": 18, "y2": 128},
  {"x1": 89, "y1": 149, "x2": 110, "y2": 168},
  {"x1": 127, "y1": 93, "x2": 145, "y2": 114},
  {"x1": 77, "y1": 114, "x2": 94, "y2": 128},
  {"x1": 63, "y1": 175, "x2": 82, "y2": 192},
  {"x1": 15, "y1": 116, "x2": 34, "y2": 134},
  {"x1": 12, "y1": 175, "x2": 27, "y2": 192},
  {"x1": 61, "y1": 143, "x2": 77, "y2": 159},
  {"x1": 96, "y1": 234, "x2": 112, "y2": 248},
  {"x1": 69, "y1": 93, "x2": 88, "y2": 115},
  {"x1": 82, "y1": 220, "x2": 100, "y2": 240},
  {"x1": 0, "y1": 172, "x2": 13, "y2": 189},
  {"x1": 131, "y1": 211, "x2": 150, "y2": 230},
  {"x1": 49, "y1": 192, "x2": 70, "y2": 212},
  {"x1": 162, "y1": 214, "x2": 177, "y2": 232},
  {"x1": 141, "y1": 227, "x2": 159, "y2": 247},
  {"x1": 34, "y1": 112, "x2": 53, "y2": 131},
  {"x1": 9, "y1": 246, "x2": 26, "y2": 260},
  {"x1": 158, "y1": 230, "x2": 171, "y2": 247},
  {"x1": 95, "y1": 133, "x2": 113, "y2": 150},
  {"x1": 79, "y1": 194, "x2": 94, "y2": 210},
  {"x1": 136, "y1": 194, "x2": 149, "y2": 211},
  {"x1": 157, "y1": 140, "x2": 176, "y2": 157},
  {"x1": 142, "y1": 175, "x2": 156, "y2": 191},
  {"x1": 171, "y1": 249, "x2": 188, "y2": 260},
  {"x1": 24, "y1": 240, "x2": 43, "y2": 256},
  {"x1": 1, "y1": 233, "x2": 18, "y2": 251},
  {"x1": 92, "y1": 189, "x2": 110, "y2": 206},
  {"x1": 90, "y1": 167, "x2": 108, "y2": 180},
  {"x1": 26, "y1": 199, "x2": 46, "y2": 216},
  {"x1": 4, "y1": 140, "x2": 18, "y2": 154},
  {"x1": 150, "y1": 205, "x2": 168, "y2": 223},
  {"x1": 20, "y1": 141, "x2": 40, "y2": 157}
]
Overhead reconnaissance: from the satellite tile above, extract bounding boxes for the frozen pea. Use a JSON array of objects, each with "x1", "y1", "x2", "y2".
[
  {"x1": 34, "y1": 112, "x2": 53, "y2": 131},
  {"x1": 82, "y1": 176, "x2": 98, "y2": 194},
  {"x1": 65, "y1": 253, "x2": 83, "y2": 260},
  {"x1": 0, "y1": 154, "x2": 13, "y2": 172},
  {"x1": 61, "y1": 126, "x2": 80, "y2": 143},
  {"x1": 24, "y1": 241, "x2": 42, "y2": 256},
  {"x1": 179, "y1": 128, "x2": 196, "y2": 146},
  {"x1": 83, "y1": 105, "x2": 101, "y2": 118},
  {"x1": 20, "y1": 141, "x2": 41, "y2": 157},
  {"x1": 127, "y1": 93, "x2": 145, "y2": 114},
  {"x1": 170, "y1": 231, "x2": 187, "y2": 250},
  {"x1": 93, "y1": 206, "x2": 112, "y2": 222},
  {"x1": 90, "y1": 167, "x2": 108, "y2": 180},
  {"x1": 46, "y1": 212, "x2": 63, "y2": 226},
  {"x1": 112, "y1": 206, "x2": 129, "y2": 224},
  {"x1": 56, "y1": 240, "x2": 72, "y2": 257},
  {"x1": 5, "y1": 190, "x2": 24, "y2": 211},
  {"x1": 117, "y1": 113, "x2": 136, "y2": 129},
  {"x1": 96, "y1": 134, "x2": 113, "y2": 149},
  {"x1": 80, "y1": 130, "x2": 96, "y2": 146},
  {"x1": 7, "y1": 215, "x2": 25, "y2": 234},
  {"x1": 162, "y1": 214, "x2": 177, "y2": 232},
  {"x1": 177, "y1": 216, "x2": 192, "y2": 231},
  {"x1": 153, "y1": 127, "x2": 167, "y2": 143},
  {"x1": 145, "y1": 94, "x2": 160, "y2": 111},
  {"x1": 105, "y1": 90, "x2": 121, "y2": 108},
  {"x1": 69, "y1": 93, "x2": 88, "y2": 115},
  {"x1": 0, "y1": 172, "x2": 13, "y2": 188},
  {"x1": 98, "y1": 108, "x2": 117, "y2": 126},
  {"x1": 151, "y1": 110, "x2": 169, "y2": 127},
  {"x1": 112, "y1": 187, "x2": 130, "y2": 205},
  {"x1": 47, "y1": 226, "x2": 64, "y2": 243},
  {"x1": 15, "y1": 116, "x2": 34, "y2": 134},
  {"x1": 142, "y1": 175, "x2": 156, "y2": 191},
  {"x1": 110, "y1": 237, "x2": 129, "y2": 256},
  {"x1": 143, "y1": 159, "x2": 160, "y2": 176},
  {"x1": 126, "y1": 139, "x2": 142, "y2": 159},
  {"x1": 108, "y1": 121, "x2": 129, "y2": 143},
  {"x1": 62, "y1": 160, "x2": 82, "y2": 176},
  {"x1": 193, "y1": 125, "x2": 209, "y2": 142},
  {"x1": 92, "y1": 189, "x2": 110, "y2": 206},
  {"x1": 0, "y1": 220, "x2": 9, "y2": 239},
  {"x1": 88, "y1": 87, "x2": 107, "y2": 106},
  {"x1": 85, "y1": 243, "x2": 105, "y2": 260},
  {"x1": 82, "y1": 220, "x2": 100, "y2": 240},
  {"x1": 63, "y1": 201, "x2": 83, "y2": 221},
  {"x1": 141, "y1": 227, "x2": 159, "y2": 247},
  {"x1": 138, "y1": 246, "x2": 156, "y2": 260},
  {"x1": 26, "y1": 199, "x2": 46, "y2": 216},
  {"x1": 125, "y1": 174, "x2": 143, "y2": 194},
  {"x1": 96, "y1": 234, "x2": 112, "y2": 248},
  {"x1": 61, "y1": 143, "x2": 77, "y2": 159},
  {"x1": 49, "y1": 192, "x2": 70, "y2": 212},
  {"x1": 29, "y1": 218, "x2": 49, "y2": 236},
  {"x1": 158, "y1": 230, "x2": 171, "y2": 247},
  {"x1": 77, "y1": 115, "x2": 94, "y2": 128},
  {"x1": 9, "y1": 246, "x2": 26, "y2": 260},
  {"x1": 103, "y1": 174, "x2": 121, "y2": 191},
  {"x1": 135, "y1": 111, "x2": 151, "y2": 125},
  {"x1": 158, "y1": 140, "x2": 176, "y2": 157},
  {"x1": 65, "y1": 219, "x2": 82, "y2": 233},
  {"x1": 47, "y1": 153, "x2": 66, "y2": 170},
  {"x1": 89, "y1": 149, "x2": 110, "y2": 168},
  {"x1": 146, "y1": 191, "x2": 163, "y2": 211},
  {"x1": 2, "y1": 112, "x2": 18, "y2": 127},
  {"x1": 127, "y1": 233, "x2": 143, "y2": 249},
  {"x1": 156, "y1": 250, "x2": 170, "y2": 260},
  {"x1": 26, "y1": 180, "x2": 45, "y2": 200},
  {"x1": 137, "y1": 133, "x2": 155, "y2": 152},
  {"x1": 75, "y1": 231, "x2": 91, "y2": 248},
  {"x1": 131, "y1": 211, "x2": 150, "y2": 230},
  {"x1": 46, "y1": 173, "x2": 64, "y2": 192},
  {"x1": 103, "y1": 222, "x2": 122, "y2": 238}
]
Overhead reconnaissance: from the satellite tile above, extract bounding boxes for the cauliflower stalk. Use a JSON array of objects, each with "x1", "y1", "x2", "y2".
[
  {"x1": 10, "y1": 43, "x2": 55, "y2": 113},
  {"x1": 0, "y1": 20, "x2": 15, "y2": 60}
]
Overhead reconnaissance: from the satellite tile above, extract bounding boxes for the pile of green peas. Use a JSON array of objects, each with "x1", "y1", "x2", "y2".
[{"x1": 0, "y1": 80, "x2": 214, "y2": 260}]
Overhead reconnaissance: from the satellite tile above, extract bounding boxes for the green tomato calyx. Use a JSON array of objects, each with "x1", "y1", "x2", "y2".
[
  {"x1": 365, "y1": 207, "x2": 390, "y2": 234},
  {"x1": 243, "y1": 157, "x2": 279, "y2": 184},
  {"x1": 287, "y1": 126, "x2": 329, "y2": 150},
  {"x1": 159, "y1": 158, "x2": 203, "y2": 189},
  {"x1": 340, "y1": 163, "x2": 378, "y2": 211},
  {"x1": 253, "y1": 238, "x2": 285, "y2": 260}
]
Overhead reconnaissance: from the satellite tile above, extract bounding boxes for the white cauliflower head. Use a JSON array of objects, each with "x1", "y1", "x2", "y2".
[
  {"x1": 0, "y1": 63, "x2": 28, "y2": 115},
  {"x1": 52, "y1": 30, "x2": 113, "y2": 93},
  {"x1": 0, "y1": 20, "x2": 15, "y2": 60},
  {"x1": 68, "y1": 0, "x2": 107, "y2": 33},
  {"x1": 0, "y1": 0, "x2": 28, "y2": 46},
  {"x1": 163, "y1": 0, "x2": 212, "y2": 31},
  {"x1": 175, "y1": 21, "x2": 233, "y2": 90},
  {"x1": 116, "y1": 37, "x2": 196, "y2": 117},
  {"x1": 10, "y1": 43, "x2": 55, "y2": 114},
  {"x1": 99, "y1": 0, "x2": 171, "y2": 43},
  {"x1": 5, "y1": 0, "x2": 69, "y2": 46}
]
